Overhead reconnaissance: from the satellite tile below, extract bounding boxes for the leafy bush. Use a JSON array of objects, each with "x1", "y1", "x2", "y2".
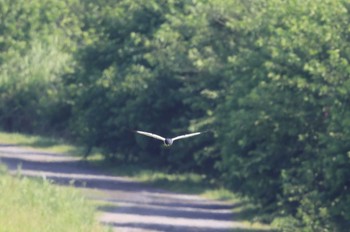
[
  {"x1": 216, "y1": 0, "x2": 350, "y2": 230},
  {"x1": 0, "y1": 39, "x2": 70, "y2": 133},
  {"x1": 0, "y1": 0, "x2": 83, "y2": 135}
]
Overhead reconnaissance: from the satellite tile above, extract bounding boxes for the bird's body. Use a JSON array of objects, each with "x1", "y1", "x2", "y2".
[
  {"x1": 164, "y1": 138, "x2": 173, "y2": 146},
  {"x1": 134, "y1": 130, "x2": 206, "y2": 146}
]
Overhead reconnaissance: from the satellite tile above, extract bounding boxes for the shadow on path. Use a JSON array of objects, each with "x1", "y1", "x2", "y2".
[{"x1": 0, "y1": 145, "x2": 270, "y2": 232}]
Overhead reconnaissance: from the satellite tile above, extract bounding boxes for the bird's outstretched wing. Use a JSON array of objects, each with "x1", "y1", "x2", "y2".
[
  {"x1": 134, "y1": 130, "x2": 165, "y2": 141},
  {"x1": 172, "y1": 131, "x2": 206, "y2": 141}
]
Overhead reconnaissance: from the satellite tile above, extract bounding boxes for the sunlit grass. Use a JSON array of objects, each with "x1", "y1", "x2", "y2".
[
  {"x1": 0, "y1": 165, "x2": 108, "y2": 232},
  {"x1": 0, "y1": 132, "x2": 81, "y2": 155},
  {"x1": 0, "y1": 131, "x2": 47, "y2": 144},
  {"x1": 202, "y1": 188, "x2": 240, "y2": 201},
  {"x1": 136, "y1": 171, "x2": 211, "y2": 193}
]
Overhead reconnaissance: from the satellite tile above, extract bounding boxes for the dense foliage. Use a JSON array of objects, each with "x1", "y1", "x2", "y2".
[
  {"x1": 216, "y1": 1, "x2": 350, "y2": 230},
  {"x1": 0, "y1": 0, "x2": 84, "y2": 135},
  {"x1": 1, "y1": 0, "x2": 350, "y2": 230}
]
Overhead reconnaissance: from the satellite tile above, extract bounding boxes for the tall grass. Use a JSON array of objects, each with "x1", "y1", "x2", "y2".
[{"x1": 0, "y1": 166, "x2": 107, "y2": 232}]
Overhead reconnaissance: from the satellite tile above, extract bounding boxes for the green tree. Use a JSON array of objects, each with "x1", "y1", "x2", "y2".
[
  {"x1": 0, "y1": 0, "x2": 85, "y2": 134},
  {"x1": 68, "y1": 0, "x2": 218, "y2": 172}
]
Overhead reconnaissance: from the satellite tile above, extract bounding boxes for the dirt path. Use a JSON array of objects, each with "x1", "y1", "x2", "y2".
[{"x1": 0, "y1": 144, "x2": 261, "y2": 232}]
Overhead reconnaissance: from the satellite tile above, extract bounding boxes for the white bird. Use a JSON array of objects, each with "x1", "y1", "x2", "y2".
[{"x1": 134, "y1": 130, "x2": 207, "y2": 146}]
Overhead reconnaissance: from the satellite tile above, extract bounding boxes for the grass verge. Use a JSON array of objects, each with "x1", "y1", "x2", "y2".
[
  {"x1": 0, "y1": 165, "x2": 107, "y2": 232},
  {"x1": 0, "y1": 131, "x2": 82, "y2": 155}
]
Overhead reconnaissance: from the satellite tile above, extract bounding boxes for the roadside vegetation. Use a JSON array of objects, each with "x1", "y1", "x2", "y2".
[
  {"x1": 1, "y1": 0, "x2": 350, "y2": 231},
  {"x1": 0, "y1": 165, "x2": 107, "y2": 232}
]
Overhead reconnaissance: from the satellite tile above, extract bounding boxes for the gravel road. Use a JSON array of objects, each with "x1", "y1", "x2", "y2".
[{"x1": 0, "y1": 144, "x2": 264, "y2": 232}]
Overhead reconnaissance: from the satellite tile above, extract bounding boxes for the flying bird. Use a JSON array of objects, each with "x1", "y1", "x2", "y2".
[{"x1": 134, "y1": 130, "x2": 207, "y2": 146}]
